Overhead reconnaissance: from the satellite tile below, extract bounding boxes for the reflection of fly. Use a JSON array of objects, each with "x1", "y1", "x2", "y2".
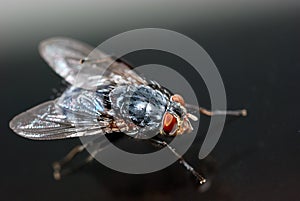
[{"x1": 9, "y1": 38, "x2": 247, "y2": 184}]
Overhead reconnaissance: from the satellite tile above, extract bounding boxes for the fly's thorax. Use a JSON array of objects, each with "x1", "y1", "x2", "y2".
[{"x1": 109, "y1": 85, "x2": 168, "y2": 136}]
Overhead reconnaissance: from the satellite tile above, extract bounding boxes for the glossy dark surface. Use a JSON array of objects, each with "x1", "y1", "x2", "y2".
[{"x1": 1, "y1": 4, "x2": 300, "y2": 201}]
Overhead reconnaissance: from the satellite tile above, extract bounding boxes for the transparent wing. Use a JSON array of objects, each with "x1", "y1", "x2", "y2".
[
  {"x1": 9, "y1": 100, "x2": 110, "y2": 140},
  {"x1": 39, "y1": 37, "x2": 147, "y2": 89}
]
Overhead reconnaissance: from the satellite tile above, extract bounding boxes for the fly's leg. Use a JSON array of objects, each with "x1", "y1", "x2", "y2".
[
  {"x1": 53, "y1": 145, "x2": 86, "y2": 171},
  {"x1": 150, "y1": 138, "x2": 206, "y2": 185},
  {"x1": 52, "y1": 136, "x2": 110, "y2": 180},
  {"x1": 53, "y1": 140, "x2": 112, "y2": 180},
  {"x1": 185, "y1": 104, "x2": 247, "y2": 117},
  {"x1": 52, "y1": 144, "x2": 87, "y2": 180}
]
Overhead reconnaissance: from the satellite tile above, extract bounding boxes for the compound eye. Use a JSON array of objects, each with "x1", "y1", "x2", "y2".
[
  {"x1": 163, "y1": 112, "x2": 178, "y2": 135},
  {"x1": 171, "y1": 94, "x2": 185, "y2": 106}
]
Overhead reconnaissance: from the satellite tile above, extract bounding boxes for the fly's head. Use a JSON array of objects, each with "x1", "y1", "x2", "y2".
[{"x1": 160, "y1": 94, "x2": 198, "y2": 136}]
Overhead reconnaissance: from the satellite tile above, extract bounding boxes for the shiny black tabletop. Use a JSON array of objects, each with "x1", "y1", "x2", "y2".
[{"x1": 1, "y1": 2, "x2": 299, "y2": 200}]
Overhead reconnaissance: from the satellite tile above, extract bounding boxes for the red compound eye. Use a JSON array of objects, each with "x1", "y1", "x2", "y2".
[
  {"x1": 163, "y1": 112, "x2": 178, "y2": 135},
  {"x1": 171, "y1": 94, "x2": 185, "y2": 106}
]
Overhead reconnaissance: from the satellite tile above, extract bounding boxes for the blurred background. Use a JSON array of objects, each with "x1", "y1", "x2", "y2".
[{"x1": 1, "y1": 0, "x2": 300, "y2": 200}]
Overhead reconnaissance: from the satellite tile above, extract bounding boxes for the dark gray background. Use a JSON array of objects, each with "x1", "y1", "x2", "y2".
[{"x1": 1, "y1": 1, "x2": 300, "y2": 200}]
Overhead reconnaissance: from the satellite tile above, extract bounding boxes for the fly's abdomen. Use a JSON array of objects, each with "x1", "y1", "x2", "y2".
[
  {"x1": 56, "y1": 86, "x2": 110, "y2": 118},
  {"x1": 109, "y1": 85, "x2": 168, "y2": 132}
]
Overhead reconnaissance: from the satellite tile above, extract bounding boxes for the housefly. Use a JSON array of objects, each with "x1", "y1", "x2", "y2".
[{"x1": 9, "y1": 37, "x2": 247, "y2": 184}]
